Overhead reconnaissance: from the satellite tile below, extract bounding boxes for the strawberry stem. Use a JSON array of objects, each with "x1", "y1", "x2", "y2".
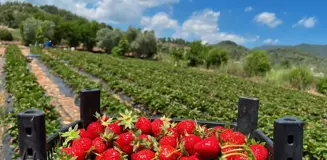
[
  {"x1": 166, "y1": 149, "x2": 180, "y2": 158},
  {"x1": 221, "y1": 144, "x2": 245, "y2": 149},
  {"x1": 222, "y1": 153, "x2": 248, "y2": 159},
  {"x1": 222, "y1": 148, "x2": 245, "y2": 154}
]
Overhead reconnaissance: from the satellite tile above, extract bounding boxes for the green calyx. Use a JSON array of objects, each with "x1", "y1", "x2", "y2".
[
  {"x1": 60, "y1": 124, "x2": 80, "y2": 147},
  {"x1": 118, "y1": 109, "x2": 138, "y2": 130}
]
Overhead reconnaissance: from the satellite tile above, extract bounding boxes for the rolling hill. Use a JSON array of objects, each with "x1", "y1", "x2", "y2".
[{"x1": 255, "y1": 43, "x2": 327, "y2": 57}]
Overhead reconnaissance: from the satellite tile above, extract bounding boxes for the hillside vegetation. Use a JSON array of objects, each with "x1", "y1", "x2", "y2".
[{"x1": 255, "y1": 43, "x2": 327, "y2": 57}]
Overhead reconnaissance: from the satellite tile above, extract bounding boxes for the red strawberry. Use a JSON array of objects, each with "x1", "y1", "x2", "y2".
[
  {"x1": 138, "y1": 134, "x2": 149, "y2": 140},
  {"x1": 151, "y1": 119, "x2": 164, "y2": 137},
  {"x1": 108, "y1": 122, "x2": 122, "y2": 135},
  {"x1": 72, "y1": 137, "x2": 93, "y2": 151},
  {"x1": 210, "y1": 126, "x2": 225, "y2": 137},
  {"x1": 220, "y1": 129, "x2": 233, "y2": 143},
  {"x1": 249, "y1": 144, "x2": 268, "y2": 160},
  {"x1": 116, "y1": 131, "x2": 134, "y2": 154},
  {"x1": 97, "y1": 115, "x2": 110, "y2": 123},
  {"x1": 95, "y1": 155, "x2": 102, "y2": 160},
  {"x1": 194, "y1": 137, "x2": 220, "y2": 159},
  {"x1": 62, "y1": 146, "x2": 85, "y2": 160},
  {"x1": 79, "y1": 129, "x2": 93, "y2": 139},
  {"x1": 159, "y1": 136, "x2": 177, "y2": 148},
  {"x1": 182, "y1": 134, "x2": 202, "y2": 156},
  {"x1": 168, "y1": 127, "x2": 179, "y2": 138},
  {"x1": 159, "y1": 145, "x2": 182, "y2": 160},
  {"x1": 180, "y1": 157, "x2": 188, "y2": 160},
  {"x1": 92, "y1": 137, "x2": 106, "y2": 154},
  {"x1": 221, "y1": 146, "x2": 239, "y2": 160},
  {"x1": 136, "y1": 116, "x2": 152, "y2": 135},
  {"x1": 131, "y1": 149, "x2": 156, "y2": 160},
  {"x1": 100, "y1": 148, "x2": 123, "y2": 160},
  {"x1": 234, "y1": 156, "x2": 248, "y2": 160},
  {"x1": 180, "y1": 154, "x2": 202, "y2": 160},
  {"x1": 87, "y1": 122, "x2": 105, "y2": 139},
  {"x1": 176, "y1": 120, "x2": 195, "y2": 135},
  {"x1": 229, "y1": 132, "x2": 246, "y2": 145}
]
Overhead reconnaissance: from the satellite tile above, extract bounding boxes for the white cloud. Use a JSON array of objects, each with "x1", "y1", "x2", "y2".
[
  {"x1": 293, "y1": 17, "x2": 317, "y2": 28},
  {"x1": 136, "y1": 0, "x2": 179, "y2": 7},
  {"x1": 255, "y1": 12, "x2": 282, "y2": 28},
  {"x1": 173, "y1": 9, "x2": 259, "y2": 45},
  {"x1": 263, "y1": 38, "x2": 279, "y2": 44},
  {"x1": 140, "y1": 12, "x2": 178, "y2": 35},
  {"x1": 245, "y1": 6, "x2": 253, "y2": 12},
  {"x1": 21, "y1": 0, "x2": 179, "y2": 24}
]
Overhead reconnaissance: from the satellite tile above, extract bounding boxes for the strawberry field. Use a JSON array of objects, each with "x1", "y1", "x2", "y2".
[
  {"x1": 43, "y1": 48, "x2": 327, "y2": 159},
  {"x1": 1, "y1": 45, "x2": 327, "y2": 159},
  {"x1": 3, "y1": 45, "x2": 61, "y2": 159}
]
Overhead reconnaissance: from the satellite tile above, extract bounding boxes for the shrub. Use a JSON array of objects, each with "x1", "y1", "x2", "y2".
[
  {"x1": 283, "y1": 67, "x2": 314, "y2": 90},
  {"x1": 219, "y1": 60, "x2": 246, "y2": 77},
  {"x1": 244, "y1": 50, "x2": 271, "y2": 76},
  {"x1": 205, "y1": 48, "x2": 228, "y2": 69},
  {"x1": 0, "y1": 29, "x2": 13, "y2": 41},
  {"x1": 170, "y1": 47, "x2": 184, "y2": 67},
  {"x1": 317, "y1": 76, "x2": 327, "y2": 95}
]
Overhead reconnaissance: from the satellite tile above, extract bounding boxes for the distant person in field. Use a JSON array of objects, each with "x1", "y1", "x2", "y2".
[{"x1": 45, "y1": 40, "x2": 52, "y2": 48}]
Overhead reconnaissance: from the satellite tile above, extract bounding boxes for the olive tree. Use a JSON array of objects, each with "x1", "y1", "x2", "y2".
[
  {"x1": 96, "y1": 28, "x2": 122, "y2": 53},
  {"x1": 21, "y1": 18, "x2": 41, "y2": 45},
  {"x1": 130, "y1": 30, "x2": 157, "y2": 58},
  {"x1": 21, "y1": 18, "x2": 55, "y2": 45}
]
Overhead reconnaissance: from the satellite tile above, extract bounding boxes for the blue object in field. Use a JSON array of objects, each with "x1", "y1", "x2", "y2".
[{"x1": 45, "y1": 41, "x2": 52, "y2": 48}]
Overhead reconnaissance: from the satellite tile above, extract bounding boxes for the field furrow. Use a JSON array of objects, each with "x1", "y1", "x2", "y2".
[
  {"x1": 30, "y1": 47, "x2": 133, "y2": 115},
  {"x1": 20, "y1": 47, "x2": 79, "y2": 125}
]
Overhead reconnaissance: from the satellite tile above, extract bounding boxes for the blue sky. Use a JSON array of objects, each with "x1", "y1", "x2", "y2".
[{"x1": 2, "y1": 0, "x2": 326, "y2": 48}]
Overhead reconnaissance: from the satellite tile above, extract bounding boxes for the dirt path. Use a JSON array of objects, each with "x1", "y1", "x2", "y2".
[
  {"x1": 0, "y1": 47, "x2": 6, "y2": 160},
  {"x1": 20, "y1": 47, "x2": 80, "y2": 125}
]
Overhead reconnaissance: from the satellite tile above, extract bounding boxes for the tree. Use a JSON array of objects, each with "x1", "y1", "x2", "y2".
[
  {"x1": 130, "y1": 30, "x2": 157, "y2": 58},
  {"x1": 61, "y1": 20, "x2": 82, "y2": 47},
  {"x1": 170, "y1": 47, "x2": 184, "y2": 67},
  {"x1": 42, "y1": 20, "x2": 55, "y2": 41},
  {"x1": 204, "y1": 48, "x2": 228, "y2": 69},
  {"x1": 96, "y1": 28, "x2": 122, "y2": 53},
  {"x1": 112, "y1": 36, "x2": 130, "y2": 56},
  {"x1": 244, "y1": 50, "x2": 271, "y2": 76},
  {"x1": 125, "y1": 26, "x2": 141, "y2": 43},
  {"x1": 21, "y1": 18, "x2": 42, "y2": 45},
  {"x1": 0, "y1": 29, "x2": 13, "y2": 41},
  {"x1": 80, "y1": 21, "x2": 99, "y2": 51},
  {"x1": 186, "y1": 41, "x2": 204, "y2": 66}
]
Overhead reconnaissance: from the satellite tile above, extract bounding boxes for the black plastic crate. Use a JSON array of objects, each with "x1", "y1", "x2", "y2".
[{"x1": 11, "y1": 89, "x2": 304, "y2": 160}]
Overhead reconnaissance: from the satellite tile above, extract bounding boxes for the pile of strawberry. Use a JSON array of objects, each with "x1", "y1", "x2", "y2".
[{"x1": 58, "y1": 110, "x2": 268, "y2": 160}]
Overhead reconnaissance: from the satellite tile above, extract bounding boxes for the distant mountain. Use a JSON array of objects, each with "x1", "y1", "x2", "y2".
[
  {"x1": 212, "y1": 41, "x2": 249, "y2": 60},
  {"x1": 267, "y1": 48, "x2": 327, "y2": 73},
  {"x1": 255, "y1": 44, "x2": 327, "y2": 57}
]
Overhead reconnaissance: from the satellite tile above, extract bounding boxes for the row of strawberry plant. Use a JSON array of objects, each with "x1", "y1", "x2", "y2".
[
  {"x1": 48, "y1": 49, "x2": 210, "y2": 119},
  {"x1": 50, "y1": 49, "x2": 321, "y2": 122},
  {"x1": 4, "y1": 45, "x2": 61, "y2": 159},
  {"x1": 49, "y1": 49, "x2": 327, "y2": 159},
  {"x1": 30, "y1": 47, "x2": 131, "y2": 115}
]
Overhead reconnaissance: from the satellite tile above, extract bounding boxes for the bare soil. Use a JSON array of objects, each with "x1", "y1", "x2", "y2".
[{"x1": 20, "y1": 47, "x2": 80, "y2": 125}]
